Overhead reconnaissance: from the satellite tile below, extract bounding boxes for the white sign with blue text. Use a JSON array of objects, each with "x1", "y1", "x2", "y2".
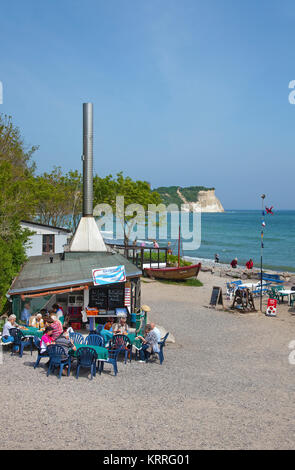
[{"x1": 92, "y1": 265, "x2": 126, "y2": 286}]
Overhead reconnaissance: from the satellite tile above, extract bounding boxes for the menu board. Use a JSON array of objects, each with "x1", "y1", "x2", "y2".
[
  {"x1": 89, "y1": 285, "x2": 125, "y2": 310},
  {"x1": 89, "y1": 287, "x2": 108, "y2": 309},
  {"x1": 108, "y1": 287, "x2": 125, "y2": 309}
]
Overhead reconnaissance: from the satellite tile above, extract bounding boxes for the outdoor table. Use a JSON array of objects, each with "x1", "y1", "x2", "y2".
[
  {"x1": 70, "y1": 343, "x2": 109, "y2": 361},
  {"x1": 277, "y1": 290, "x2": 295, "y2": 306},
  {"x1": 21, "y1": 326, "x2": 43, "y2": 339}
]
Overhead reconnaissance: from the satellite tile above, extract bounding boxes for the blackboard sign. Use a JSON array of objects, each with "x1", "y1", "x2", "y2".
[
  {"x1": 210, "y1": 286, "x2": 224, "y2": 307},
  {"x1": 89, "y1": 287, "x2": 108, "y2": 309},
  {"x1": 89, "y1": 285, "x2": 125, "y2": 309},
  {"x1": 108, "y1": 287, "x2": 125, "y2": 309}
]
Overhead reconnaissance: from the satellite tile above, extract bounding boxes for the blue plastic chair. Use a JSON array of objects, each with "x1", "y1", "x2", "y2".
[
  {"x1": 69, "y1": 332, "x2": 84, "y2": 344},
  {"x1": 46, "y1": 344, "x2": 72, "y2": 379},
  {"x1": 98, "y1": 348, "x2": 120, "y2": 376},
  {"x1": 96, "y1": 324, "x2": 104, "y2": 334},
  {"x1": 76, "y1": 347, "x2": 98, "y2": 380},
  {"x1": 109, "y1": 334, "x2": 132, "y2": 364},
  {"x1": 84, "y1": 334, "x2": 104, "y2": 347},
  {"x1": 155, "y1": 332, "x2": 169, "y2": 364},
  {"x1": 10, "y1": 328, "x2": 32, "y2": 358},
  {"x1": 33, "y1": 337, "x2": 49, "y2": 368}
]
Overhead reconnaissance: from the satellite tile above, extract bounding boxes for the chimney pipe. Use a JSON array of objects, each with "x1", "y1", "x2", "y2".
[{"x1": 82, "y1": 103, "x2": 93, "y2": 216}]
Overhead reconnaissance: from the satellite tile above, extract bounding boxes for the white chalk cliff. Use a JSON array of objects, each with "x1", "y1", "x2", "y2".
[{"x1": 178, "y1": 188, "x2": 224, "y2": 213}]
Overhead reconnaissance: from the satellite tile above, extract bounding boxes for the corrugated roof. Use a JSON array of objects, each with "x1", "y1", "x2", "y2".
[{"x1": 9, "y1": 252, "x2": 142, "y2": 295}]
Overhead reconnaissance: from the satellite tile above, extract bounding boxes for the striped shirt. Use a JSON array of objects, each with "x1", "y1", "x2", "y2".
[{"x1": 51, "y1": 320, "x2": 63, "y2": 340}]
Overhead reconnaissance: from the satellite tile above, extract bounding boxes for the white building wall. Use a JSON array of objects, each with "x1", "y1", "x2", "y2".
[
  {"x1": 55, "y1": 234, "x2": 69, "y2": 254},
  {"x1": 21, "y1": 222, "x2": 71, "y2": 257},
  {"x1": 25, "y1": 234, "x2": 43, "y2": 257}
]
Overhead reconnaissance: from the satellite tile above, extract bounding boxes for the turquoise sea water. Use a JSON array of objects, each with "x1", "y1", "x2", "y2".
[
  {"x1": 165, "y1": 210, "x2": 295, "y2": 273},
  {"x1": 100, "y1": 210, "x2": 295, "y2": 273}
]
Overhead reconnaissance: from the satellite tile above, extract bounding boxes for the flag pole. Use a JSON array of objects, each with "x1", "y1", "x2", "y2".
[{"x1": 260, "y1": 194, "x2": 266, "y2": 312}]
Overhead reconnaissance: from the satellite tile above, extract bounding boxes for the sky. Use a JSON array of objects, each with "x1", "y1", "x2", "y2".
[{"x1": 0, "y1": 0, "x2": 295, "y2": 209}]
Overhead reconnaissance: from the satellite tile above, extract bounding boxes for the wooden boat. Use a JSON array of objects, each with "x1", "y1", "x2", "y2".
[
  {"x1": 144, "y1": 262, "x2": 201, "y2": 281},
  {"x1": 144, "y1": 225, "x2": 201, "y2": 280}
]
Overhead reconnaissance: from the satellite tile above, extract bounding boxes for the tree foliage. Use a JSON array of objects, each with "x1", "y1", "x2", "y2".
[
  {"x1": 93, "y1": 172, "x2": 162, "y2": 242},
  {"x1": 32, "y1": 167, "x2": 82, "y2": 231},
  {"x1": 0, "y1": 114, "x2": 38, "y2": 311}
]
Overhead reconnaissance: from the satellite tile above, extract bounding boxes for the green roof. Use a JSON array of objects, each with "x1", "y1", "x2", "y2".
[{"x1": 9, "y1": 251, "x2": 141, "y2": 295}]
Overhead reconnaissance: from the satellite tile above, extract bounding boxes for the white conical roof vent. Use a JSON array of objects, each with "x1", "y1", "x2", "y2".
[{"x1": 69, "y1": 103, "x2": 107, "y2": 252}]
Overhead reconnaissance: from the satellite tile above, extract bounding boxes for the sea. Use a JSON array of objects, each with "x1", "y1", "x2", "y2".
[{"x1": 100, "y1": 210, "x2": 295, "y2": 273}]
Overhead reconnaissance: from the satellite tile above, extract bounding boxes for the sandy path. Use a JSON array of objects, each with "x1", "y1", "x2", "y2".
[{"x1": 1, "y1": 275, "x2": 295, "y2": 450}]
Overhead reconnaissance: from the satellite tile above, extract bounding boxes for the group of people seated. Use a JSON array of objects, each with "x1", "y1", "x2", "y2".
[
  {"x1": 2, "y1": 306, "x2": 163, "y2": 368},
  {"x1": 20, "y1": 303, "x2": 64, "y2": 327}
]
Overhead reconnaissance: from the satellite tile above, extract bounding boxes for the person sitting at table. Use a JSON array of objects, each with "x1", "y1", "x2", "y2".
[
  {"x1": 150, "y1": 322, "x2": 161, "y2": 342},
  {"x1": 31, "y1": 313, "x2": 45, "y2": 330},
  {"x1": 104, "y1": 317, "x2": 114, "y2": 331},
  {"x1": 55, "y1": 329, "x2": 76, "y2": 375},
  {"x1": 43, "y1": 315, "x2": 63, "y2": 340},
  {"x1": 113, "y1": 315, "x2": 128, "y2": 335},
  {"x1": 40, "y1": 326, "x2": 55, "y2": 353},
  {"x1": 2, "y1": 315, "x2": 18, "y2": 344},
  {"x1": 40, "y1": 308, "x2": 48, "y2": 318},
  {"x1": 52, "y1": 303, "x2": 64, "y2": 321},
  {"x1": 136, "y1": 324, "x2": 160, "y2": 362}
]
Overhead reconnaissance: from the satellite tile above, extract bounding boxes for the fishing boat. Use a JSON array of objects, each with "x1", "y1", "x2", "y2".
[
  {"x1": 144, "y1": 227, "x2": 201, "y2": 281},
  {"x1": 144, "y1": 262, "x2": 201, "y2": 280}
]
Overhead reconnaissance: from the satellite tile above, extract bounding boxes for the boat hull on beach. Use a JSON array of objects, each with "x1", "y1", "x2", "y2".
[{"x1": 144, "y1": 263, "x2": 201, "y2": 281}]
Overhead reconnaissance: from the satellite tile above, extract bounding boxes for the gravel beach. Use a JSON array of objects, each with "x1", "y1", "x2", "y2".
[{"x1": 1, "y1": 272, "x2": 295, "y2": 450}]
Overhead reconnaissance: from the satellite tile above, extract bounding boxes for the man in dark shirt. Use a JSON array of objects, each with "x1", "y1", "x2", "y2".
[{"x1": 55, "y1": 331, "x2": 76, "y2": 372}]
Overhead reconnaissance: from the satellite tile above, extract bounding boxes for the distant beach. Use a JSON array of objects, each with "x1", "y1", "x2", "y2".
[{"x1": 100, "y1": 210, "x2": 295, "y2": 274}]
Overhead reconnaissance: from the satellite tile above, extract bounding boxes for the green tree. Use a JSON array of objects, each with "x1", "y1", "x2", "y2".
[
  {"x1": 93, "y1": 172, "x2": 162, "y2": 244},
  {"x1": 0, "y1": 114, "x2": 38, "y2": 311},
  {"x1": 32, "y1": 167, "x2": 82, "y2": 231}
]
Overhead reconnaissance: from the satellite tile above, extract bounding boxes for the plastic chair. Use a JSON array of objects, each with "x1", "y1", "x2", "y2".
[
  {"x1": 84, "y1": 334, "x2": 105, "y2": 347},
  {"x1": 69, "y1": 332, "x2": 84, "y2": 344},
  {"x1": 95, "y1": 325, "x2": 104, "y2": 334},
  {"x1": 10, "y1": 328, "x2": 32, "y2": 358},
  {"x1": 98, "y1": 348, "x2": 120, "y2": 376},
  {"x1": 46, "y1": 344, "x2": 71, "y2": 379},
  {"x1": 76, "y1": 347, "x2": 98, "y2": 380},
  {"x1": 109, "y1": 334, "x2": 132, "y2": 364},
  {"x1": 33, "y1": 337, "x2": 49, "y2": 369}
]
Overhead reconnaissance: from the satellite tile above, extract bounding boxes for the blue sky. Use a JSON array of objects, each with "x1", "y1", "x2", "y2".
[{"x1": 1, "y1": 0, "x2": 295, "y2": 209}]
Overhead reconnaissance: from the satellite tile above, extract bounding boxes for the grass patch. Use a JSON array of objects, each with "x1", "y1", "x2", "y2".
[{"x1": 158, "y1": 278, "x2": 203, "y2": 287}]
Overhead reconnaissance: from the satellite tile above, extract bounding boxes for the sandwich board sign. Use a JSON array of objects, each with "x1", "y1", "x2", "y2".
[
  {"x1": 210, "y1": 286, "x2": 224, "y2": 307},
  {"x1": 92, "y1": 265, "x2": 126, "y2": 286}
]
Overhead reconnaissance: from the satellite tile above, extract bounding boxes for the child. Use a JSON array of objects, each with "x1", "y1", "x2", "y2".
[{"x1": 40, "y1": 326, "x2": 55, "y2": 354}]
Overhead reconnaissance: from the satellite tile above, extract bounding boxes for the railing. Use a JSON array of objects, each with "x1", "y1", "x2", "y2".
[{"x1": 106, "y1": 243, "x2": 168, "y2": 269}]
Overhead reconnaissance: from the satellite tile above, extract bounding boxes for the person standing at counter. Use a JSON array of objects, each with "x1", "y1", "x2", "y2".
[{"x1": 21, "y1": 303, "x2": 31, "y2": 325}]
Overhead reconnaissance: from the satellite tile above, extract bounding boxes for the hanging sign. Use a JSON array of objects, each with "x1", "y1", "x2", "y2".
[
  {"x1": 266, "y1": 298, "x2": 277, "y2": 317},
  {"x1": 92, "y1": 265, "x2": 126, "y2": 286}
]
